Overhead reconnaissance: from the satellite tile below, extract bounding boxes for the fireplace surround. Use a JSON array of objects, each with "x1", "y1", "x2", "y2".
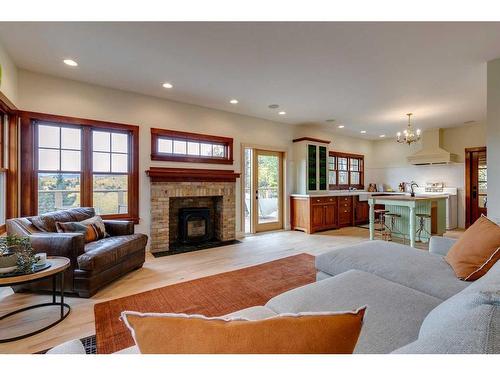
[{"x1": 147, "y1": 168, "x2": 239, "y2": 254}]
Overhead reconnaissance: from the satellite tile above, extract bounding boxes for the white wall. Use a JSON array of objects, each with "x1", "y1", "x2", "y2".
[
  {"x1": 487, "y1": 58, "x2": 500, "y2": 223},
  {"x1": 17, "y1": 69, "x2": 297, "y2": 237},
  {"x1": 369, "y1": 123, "x2": 486, "y2": 228},
  {"x1": 0, "y1": 42, "x2": 18, "y2": 106}
]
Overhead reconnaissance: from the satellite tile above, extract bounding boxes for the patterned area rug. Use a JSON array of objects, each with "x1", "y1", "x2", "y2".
[{"x1": 94, "y1": 253, "x2": 315, "y2": 354}]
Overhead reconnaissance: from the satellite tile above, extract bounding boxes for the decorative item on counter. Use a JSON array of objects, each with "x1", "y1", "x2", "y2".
[
  {"x1": 0, "y1": 235, "x2": 39, "y2": 275},
  {"x1": 367, "y1": 183, "x2": 377, "y2": 192},
  {"x1": 398, "y1": 182, "x2": 405, "y2": 192}
]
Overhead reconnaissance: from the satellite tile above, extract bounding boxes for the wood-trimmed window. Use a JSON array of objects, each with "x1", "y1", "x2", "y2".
[
  {"x1": 151, "y1": 128, "x2": 233, "y2": 164},
  {"x1": 328, "y1": 151, "x2": 364, "y2": 190},
  {"x1": 20, "y1": 112, "x2": 140, "y2": 223}
]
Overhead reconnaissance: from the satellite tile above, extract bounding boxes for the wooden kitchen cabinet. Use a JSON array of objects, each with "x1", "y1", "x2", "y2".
[
  {"x1": 354, "y1": 196, "x2": 369, "y2": 224},
  {"x1": 291, "y1": 195, "x2": 346, "y2": 233}
]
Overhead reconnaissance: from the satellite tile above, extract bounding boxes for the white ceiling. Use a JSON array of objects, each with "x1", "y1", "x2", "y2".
[{"x1": 1, "y1": 22, "x2": 499, "y2": 138}]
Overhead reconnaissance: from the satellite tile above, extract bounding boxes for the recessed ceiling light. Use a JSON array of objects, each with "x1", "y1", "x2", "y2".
[
  {"x1": 162, "y1": 82, "x2": 173, "y2": 89},
  {"x1": 268, "y1": 104, "x2": 280, "y2": 109},
  {"x1": 338, "y1": 125, "x2": 345, "y2": 129},
  {"x1": 360, "y1": 130, "x2": 367, "y2": 134},
  {"x1": 278, "y1": 111, "x2": 286, "y2": 115},
  {"x1": 63, "y1": 59, "x2": 78, "y2": 67},
  {"x1": 464, "y1": 120, "x2": 475, "y2": 124},
  {"x1": 379, "y1": 134, "x2": 386, "y2": 138},
  {"x1": 229, "y1": 99, "x2": 239, "y2": 104},
  {"x1": 326, "y1": 119, "x2": 336, "y2": 123}
]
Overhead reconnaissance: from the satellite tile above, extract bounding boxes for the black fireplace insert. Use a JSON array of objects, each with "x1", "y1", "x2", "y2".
[{"x1": 179, "y1": 207, "x2": 212, "y2": 244}]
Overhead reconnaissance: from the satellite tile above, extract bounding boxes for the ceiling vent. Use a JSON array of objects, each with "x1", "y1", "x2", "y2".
[{"x1": 407, "y1": 128, "x2": 458, "y2": 165}]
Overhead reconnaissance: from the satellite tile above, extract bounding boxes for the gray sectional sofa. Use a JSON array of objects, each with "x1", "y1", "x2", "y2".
[{"x1": 50, "y1": 237, "x2": 499, "y2": 354}]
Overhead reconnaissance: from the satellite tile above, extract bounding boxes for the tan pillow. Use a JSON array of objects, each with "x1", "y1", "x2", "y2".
[
  {"x1": 121, "y1": 308, "x2": 366, "y2": 354},
  {"x1": 445, "y1": 215, "x2": 500, "y2": 281},
  {"x1": 56, "y1": 216, "x2": 107, "y2": 243}
]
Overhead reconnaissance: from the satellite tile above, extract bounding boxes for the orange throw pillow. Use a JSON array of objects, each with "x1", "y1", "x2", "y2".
[
  {"x1": 121, "y1": 308, "x2": 366, "y2": 354},
  {"x1": 445, "y1": 215, "x2": 500, "y2": 281}
]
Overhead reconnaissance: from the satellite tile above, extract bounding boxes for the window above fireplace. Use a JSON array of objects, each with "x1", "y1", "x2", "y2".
[{"x1": 151, "y1": 128, "x2": 233, "y2": 165}]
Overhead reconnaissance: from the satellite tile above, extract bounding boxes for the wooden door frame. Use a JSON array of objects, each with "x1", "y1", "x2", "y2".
[{"x1": 465, "y1": 146, "x2": 487, "y2": 228}]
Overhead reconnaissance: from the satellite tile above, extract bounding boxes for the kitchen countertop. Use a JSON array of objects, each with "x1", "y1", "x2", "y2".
[
  {"x1": 370, "y1": 195, "x2": 448, "y2": 201},
  {"x1": 290, "y1": 191, "x2": 408, "y2": 198}
]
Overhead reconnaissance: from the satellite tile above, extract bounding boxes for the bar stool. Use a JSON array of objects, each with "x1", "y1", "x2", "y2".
[
  {"x1": 415, "y1": 213, "x2": 432, "y2": 242},
  {"x1": 382, "y1": 212, "x2": 406, "y2": 243},
  {"x1": 374, "y1": 209, "x2": 389, "y2": 233}
]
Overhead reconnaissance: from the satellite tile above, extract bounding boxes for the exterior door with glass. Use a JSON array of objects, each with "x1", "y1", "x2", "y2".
[
  {"x1": 466, "y1": 147, "x2": 487, "y2": 227},
  {"x1": 253, "y1": 150, "x2": 283, "y2": 232}
]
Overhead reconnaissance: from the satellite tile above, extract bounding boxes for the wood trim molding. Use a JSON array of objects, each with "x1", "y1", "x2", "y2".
[
  {"x1": 292, "y1": 137, "x2": 331, "y2": 144},
  {"x1": 151, "y1": 128, "x2": 234, "y2": 164},
  {"x1": 146, "y1": 167, "x2": 240, "y2": 182}
]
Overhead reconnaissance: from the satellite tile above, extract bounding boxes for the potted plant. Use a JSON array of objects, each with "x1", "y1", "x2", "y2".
[{"x1": 0, "y1": 235, "x2": 38, "y2": 274}]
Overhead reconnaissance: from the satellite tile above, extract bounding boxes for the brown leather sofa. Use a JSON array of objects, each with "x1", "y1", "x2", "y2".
[{"x1": 6, "y1": 207, "x2": 148, "y2": 297}]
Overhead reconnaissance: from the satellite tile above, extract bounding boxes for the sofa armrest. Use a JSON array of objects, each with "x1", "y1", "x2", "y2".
[
  {"x1": 103, "y1": 220, "x2": 135, "y2": 236},
  {"x1": 429, "y1": 236, "x2": 458, "y2": 257},
  {"x1": 29, "y1": 232, "x2": 85, "y2": 264}
]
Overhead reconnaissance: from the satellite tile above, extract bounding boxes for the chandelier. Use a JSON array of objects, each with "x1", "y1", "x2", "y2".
[{"x1": 397, "y1": 113, "x2": 421, "y2": 145}]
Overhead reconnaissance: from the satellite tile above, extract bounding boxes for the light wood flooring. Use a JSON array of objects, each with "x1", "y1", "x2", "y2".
[{"x1": 0, "y1": 227, "x2": 462, "y2": 354}]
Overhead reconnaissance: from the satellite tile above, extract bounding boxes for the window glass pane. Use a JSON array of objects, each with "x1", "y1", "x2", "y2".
[
  {"x1": 350, "y1": 158, "x2": 360, "y2": 171},
  {"x1": 329, "y1": 171, "x2": 337, "y2": 185},
  {"x1": 339, "y1": 171, "x2": 348, "y2": 185},
  {"x1": 213, "y1": 144, "x2": 225, "y2": 157},
  {"x1": 112, "y1": 133, "x2": 128, "y2": 153},
  {"x1": 93, "y1": 152, "x2": 111, "y2": 172},
  {"x1": 479, "y1": 182, "x2": 487, "y2": 194},
  {"x1": 61, "y1": 127, "x2": 81, "y2": 150},
  {"x1": 173, "y1": 140, "x2": 187, "y2": 154},
  {"x1": 111, "y1": 153, "x2": 128, "y2": 173},
  {"x1": 39, "y1": 149, "x2": 60, "y2": 171},
  {"x1": 93, "y1": 131, "x2": 110, "y2": 152},
  {"x1": 93, "y1": 174, "x2": 128, "y2": 215},
  {"x1": 187, "y1": 141, "x2": 200, "y2": 156},
  {"x1": 328, "y1": 156, "x2": 336, "y2": 170},
  {"x1": 38, "y1": 125, "x2": 60, "y2": 148},
  {"x1": 338, "y1": 157, "x2": 348, "y2": 171},
  {"x1": 350, "y1": 172, "x2": 360, "y2": 185},
  {"x1": 61, "y1": 150, "x2": 81, "y2": 171},
  {"x1": 38, "y1": 173, "x2": 81, "y2": 214},
  {"x1": 158, "y1": 138, "x2": 173, "y2": 153},
  {"x1": 200, "y1": 143, "x2": 212, "y2": 156}
]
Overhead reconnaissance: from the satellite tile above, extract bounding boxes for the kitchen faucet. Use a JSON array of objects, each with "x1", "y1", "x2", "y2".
[{"x1": 410, "y1": 182, "x2": 419, "y2": 197}]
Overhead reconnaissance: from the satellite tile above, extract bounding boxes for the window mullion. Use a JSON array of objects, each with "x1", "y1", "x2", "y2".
[{"x1": 81, "y1": 127, "x2": 93, "y2": 208}]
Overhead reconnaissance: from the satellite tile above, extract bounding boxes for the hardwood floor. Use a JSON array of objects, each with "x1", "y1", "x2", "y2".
[{"x1": 0, "y1": 227, "x2": 460, "y2": 354}]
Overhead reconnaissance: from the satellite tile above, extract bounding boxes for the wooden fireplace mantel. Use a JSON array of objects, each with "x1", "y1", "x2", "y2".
[{"x1": 146, "y1": 167, "x2": 240, "y2": 182}]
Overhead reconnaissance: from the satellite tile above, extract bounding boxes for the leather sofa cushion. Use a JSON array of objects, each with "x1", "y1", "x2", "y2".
[
  {"x1": 30, "y1": 207, "x2": 96, "y2": 232},
  {"x1": 78, "y1": 234, "x2": 148, "y2": 271}
]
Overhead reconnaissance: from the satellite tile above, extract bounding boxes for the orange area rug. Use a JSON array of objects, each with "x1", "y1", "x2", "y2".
[{"x1": 94, "y1": 253, "x2": 315, "y2": 353}]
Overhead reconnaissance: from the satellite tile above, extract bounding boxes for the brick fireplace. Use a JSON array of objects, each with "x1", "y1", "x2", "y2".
[{"x1": 147, "y1": 168, "x2": 240, "y2": 254}]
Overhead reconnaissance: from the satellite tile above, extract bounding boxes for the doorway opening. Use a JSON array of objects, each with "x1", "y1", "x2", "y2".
[
  {"x1": 243, "y1": 148, "x2": 284, "y2": 234},
  {"x1": 465, "y1": 147, "x2": 487, "y2": 227}
]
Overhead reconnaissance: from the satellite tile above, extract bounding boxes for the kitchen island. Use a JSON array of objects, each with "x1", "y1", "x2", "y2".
[{"x1": 368, "y1": 195, "x2": 447, "y2": 248}]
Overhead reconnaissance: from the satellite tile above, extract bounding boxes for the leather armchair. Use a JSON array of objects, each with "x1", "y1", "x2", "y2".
[{"x1": 6, "y1": 207, "x2": 148, "y2": 297}]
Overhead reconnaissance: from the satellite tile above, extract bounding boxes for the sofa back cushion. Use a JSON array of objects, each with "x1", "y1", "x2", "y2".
[
  {"x1": 445, "y1": 215, "x2": 500, "y2": 281},
  {"x1": 393, "y1": 260, "x2": 500, "y2": 354},
  {"x1": 29, "y1": 207, "x2": 95, "y2": 232}
]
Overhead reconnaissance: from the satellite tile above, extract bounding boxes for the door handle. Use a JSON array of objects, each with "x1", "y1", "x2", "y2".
[{"x1": 472, "y1": 186, "x2": 477, "y2": 199}]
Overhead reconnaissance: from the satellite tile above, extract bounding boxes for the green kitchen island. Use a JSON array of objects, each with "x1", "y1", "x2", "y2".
[{"x1": 368, "y1": 195, "x2": 448, "y2": 248}]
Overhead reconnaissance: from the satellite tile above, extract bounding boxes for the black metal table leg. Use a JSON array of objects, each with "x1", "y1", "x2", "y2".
[{"x1": 60, "y1": 272, "x2": 64, "y2": 319}]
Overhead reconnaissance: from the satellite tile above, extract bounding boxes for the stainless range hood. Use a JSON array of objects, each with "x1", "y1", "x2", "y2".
[{"x1": 407, "y1": 128, "x2": 458, "y2": 165}]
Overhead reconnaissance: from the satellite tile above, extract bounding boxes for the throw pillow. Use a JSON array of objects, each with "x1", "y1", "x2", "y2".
[
  {"x1": 121, "y1": 308, "x2": 366, "y2": 354},
  {"x1": 56, "y1": 216, "x2": 107, "y2": 243},
  {"x1": 445, "y1": 215, "x2": 500, "y2": 281}
]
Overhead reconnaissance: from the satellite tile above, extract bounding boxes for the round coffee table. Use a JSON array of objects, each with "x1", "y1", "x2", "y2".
[{"x1": 0, "y1": 256, "x2": 71, "y2": 343}]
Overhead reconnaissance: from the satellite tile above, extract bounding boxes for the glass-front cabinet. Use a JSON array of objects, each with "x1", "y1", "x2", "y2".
[{"x1": 293, "y1": 138, "x2": 330, "y2": 194}]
